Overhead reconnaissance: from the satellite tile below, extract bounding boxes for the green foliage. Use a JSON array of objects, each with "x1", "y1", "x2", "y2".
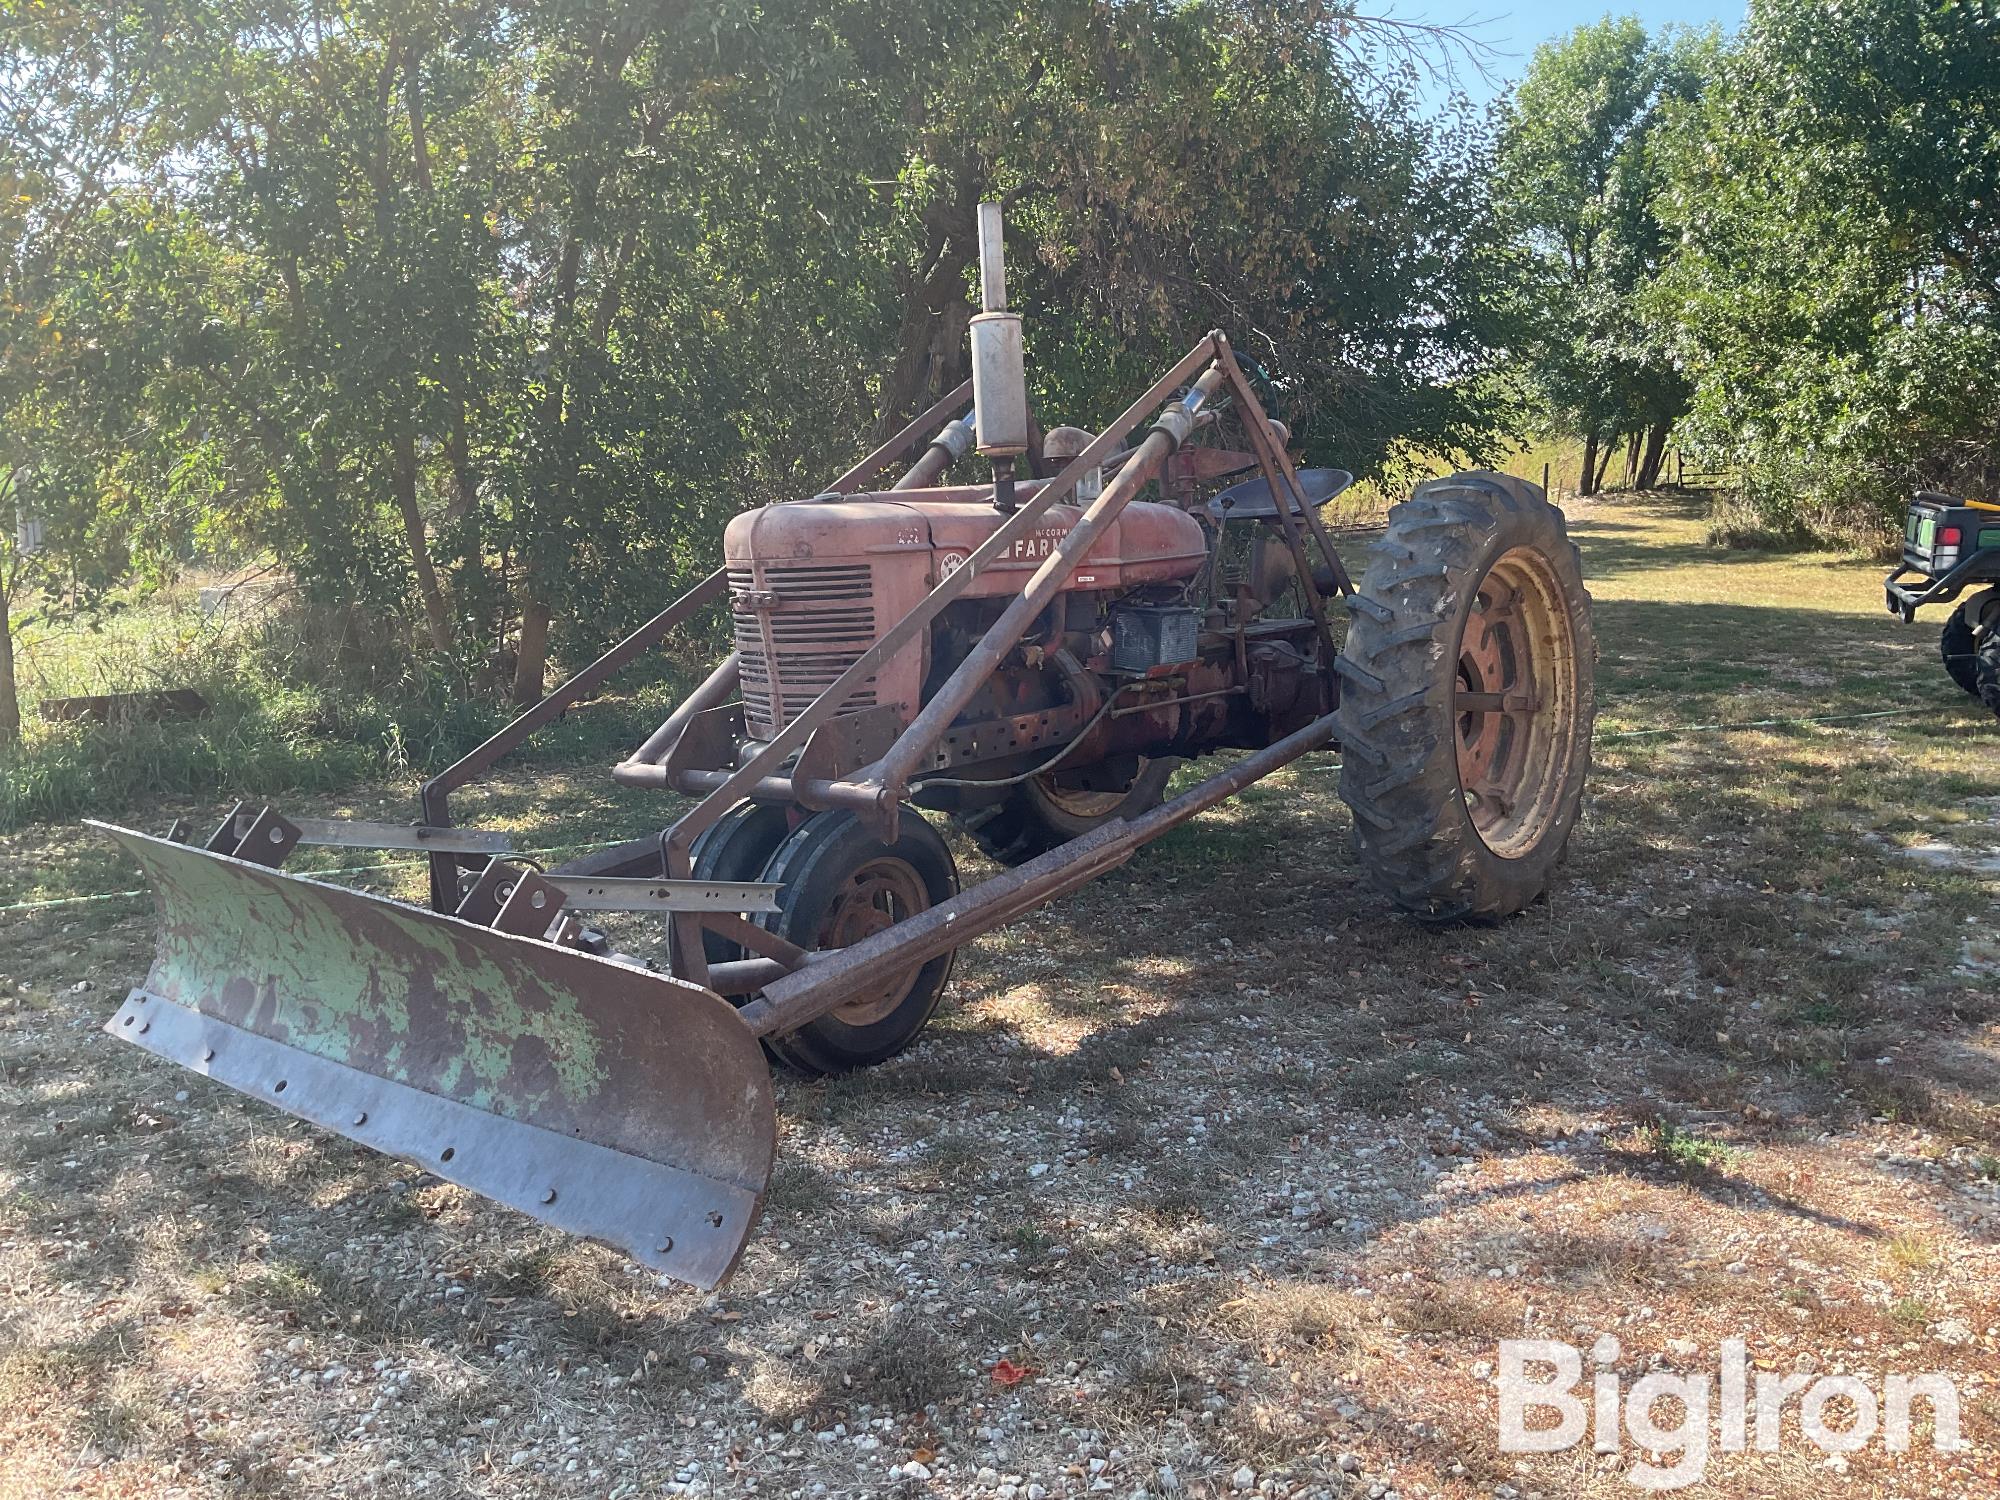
[
  {"x1": 1496, "y1": 17, "x2": 1719, "y2": 493},
  {"x1": 0, "y1": 0, "x2": 1524, "y2": 786},
  {"x1": 1647, "y1": 0, "x2": 2000, "y2": 534},
  {"x1": 1645, "y1": 1119, "x2": 1744, "y2": 1172},
  {"x1": 0, "y1": 579, "x2": 698, "y2": 829}
]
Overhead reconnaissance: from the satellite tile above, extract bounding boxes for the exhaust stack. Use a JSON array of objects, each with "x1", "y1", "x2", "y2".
[{"x1": 969, "y1": 202, "x2": 1029, "y2": 510}]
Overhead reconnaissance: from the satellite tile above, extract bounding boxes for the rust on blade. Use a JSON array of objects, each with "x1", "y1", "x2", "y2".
[{"x1": 90, "y1": 821, "x2": 775, "y2": 1287}]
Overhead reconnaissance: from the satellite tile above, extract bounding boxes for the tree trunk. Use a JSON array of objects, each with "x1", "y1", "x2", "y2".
[
  {"x1": 1579, "y1": 432, "x2": 1600, "y2": 497},
  {"x1": 1636, "y1": 420, "x2": 1671, "y2": 490},
  {"x1": 1593, "y1": 436, "x2": 1617, "y2": 494},
  {"x1": 511, "y1": 597, "x2": 551, "y2": 707},
  {"x1": 392, "y1": 428, "x2": 455, "y2": 655},
  {"x1": 1622, "y1": 431, "x2": 1642, "y2": 489},
  {"x1": 0, "y1": 587, "x2": 19, "y2": 749},
  {"x1": 875, "y1": 293, "x2": 973, "y2": 441}
]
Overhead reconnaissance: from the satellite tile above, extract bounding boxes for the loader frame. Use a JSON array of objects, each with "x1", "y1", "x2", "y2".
[
  {"x1": 402, "y1": 330, "x2": 1354, "y2": 1038},
  {"x1": 99, "y1": 331, "x2": 1368, "y2": 1288}
]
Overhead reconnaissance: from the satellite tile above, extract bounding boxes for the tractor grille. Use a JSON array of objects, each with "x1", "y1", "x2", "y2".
[{"x1": 731, "y1": 563, "x2": 880, "y2": 735}]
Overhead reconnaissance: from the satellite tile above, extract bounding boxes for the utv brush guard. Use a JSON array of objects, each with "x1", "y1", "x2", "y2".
[{"x1": 98, "y1": 207, "x2": 1595, "y2": 1289}]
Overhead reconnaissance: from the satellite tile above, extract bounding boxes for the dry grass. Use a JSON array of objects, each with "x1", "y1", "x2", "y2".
[{"x1": 2, "y1": 491, "x2": 1999, "y2": 1498}]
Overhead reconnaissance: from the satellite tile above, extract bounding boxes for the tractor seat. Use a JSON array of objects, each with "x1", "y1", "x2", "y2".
[{"x1": 1206, "y1": 467, "x2": 1354, "y2": 521}]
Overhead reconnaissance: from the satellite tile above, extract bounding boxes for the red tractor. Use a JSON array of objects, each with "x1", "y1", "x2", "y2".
[{"x1": 95, "y1": 206, "x2": 1595, "y2": 1289}]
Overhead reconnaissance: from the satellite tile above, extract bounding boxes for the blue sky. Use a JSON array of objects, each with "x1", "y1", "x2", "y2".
[{"x1": 1380, "y1": 2, "x2": 1747, "y2": 110}]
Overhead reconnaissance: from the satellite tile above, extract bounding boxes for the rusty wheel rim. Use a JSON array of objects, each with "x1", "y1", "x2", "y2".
[
  {"x1": 1453, "y1": 545, "x2": 1579, "y2": 858},
  {"x1": 1034, "y1": 778, "x2": 1129, "y2": 819},
  {"x1": 821, "y1": 857, "x2": 933, "y2": 1025},
  {"x1": 1033, "y1": 758, "x2": 1155, "y2": 819}
]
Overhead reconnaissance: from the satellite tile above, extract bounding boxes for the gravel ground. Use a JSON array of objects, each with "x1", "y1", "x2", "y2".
[{"x1": 4, "y1": 494, "x2": 2000, "y2": 1499}]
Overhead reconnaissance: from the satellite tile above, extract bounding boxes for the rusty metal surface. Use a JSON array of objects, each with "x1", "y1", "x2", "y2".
[
  {"x1": 452, "y1": 859, "x2": 518, "y2": 927},
  {"x1": 929, "y1": 699, "x2": 1090, "y2": 770},
  {"x1": 738, "y1": 712, "x2": 1341, "y2": 1038},
  {"x1": 875, "y1": 358, "x2": 1229, "y2": 800},
  {"x1": 653, "y1": 767, "x2": 889, "y2": 813},
  {"x1": 795, "y1": 706, "x2": 903, "y2": 787},
  {"x1": 418, "y1": 387, "x2": 969, "y2": 909},
  {"x1": 722, "y1": 551, "x2": 919, "y2": 738},
  {"x1": 109, "y1": 993, "x2": 760, "y2": 1288},
  {"x1": 618, "y1": 654, "x2": 741, "y2": 773},
  {"x1": 659, "y1": 335, "x2": 1223, "y2": 904},
  {"x1": 660, "y1": 704, "x2": 746, "y2": 781},
  {"x1": 492, "y1": 869, "x2": 568, "y2": 938},
  {"x1": 92, "y1": 822, "x2": 775, "y2": 1287},
  {"x1": 233, "y1": 806, "x2": 301, "y2": 868}
]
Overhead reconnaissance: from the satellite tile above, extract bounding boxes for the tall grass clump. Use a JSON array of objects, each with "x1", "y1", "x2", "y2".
[{"x1": 0, "y1": 579, "x2": 704, "y2": 832}]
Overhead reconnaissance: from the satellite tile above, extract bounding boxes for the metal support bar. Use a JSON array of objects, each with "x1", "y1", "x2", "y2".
[
  {"x1": 427, "y1": 571, "x2": 728, "y2": 809},
  {"x1": 1215, "y1": 346, "x2": 1354, "y2": 599},
  {"x1": 735, "y1": 712, "x2": 1340, "y2": 1037},
  {"x1": 700, "y1": 913, "x2": 809, "y2": 969},
  {"x1": 894, "y1": 408, "x2": 976, "y2": 491},
  {"x1": 619, "y1": 655, "x2": 742, "y2": 773},
  {"x1": 420, "y1": 569, "x2": 727, "y2": 907},
  {"x1": 874, "y1": 356, "x2": 1229, "y2": 803},
  {"x1": 825, "y1": 379, "x2": 975, "y2": 495},
  {"x1": 544, "y1": 877, "x2": 782, "y2": 915},
  {"x1": 707, "y1": 958, "x2": 795, "y2": 996},
  {"x1": 290, "y1": 819, "x2": 513, "y2": 855},
  {"x1": 610, "y1": 765, "x2": 888, "y2": 812},
  {"x1": 1213, "y1": 343, "x2": 1343, "y2": 665},
  {"x1": 659, "y1": 335, "x2": 1223, "y2": 985}
]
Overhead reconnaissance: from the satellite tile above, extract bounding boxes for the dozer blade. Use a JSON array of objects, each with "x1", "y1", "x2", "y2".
[{"x1": 90, "y1": 822, "x2": 775, "y2": 1290}]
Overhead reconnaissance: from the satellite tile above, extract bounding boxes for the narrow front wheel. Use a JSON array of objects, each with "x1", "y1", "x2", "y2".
[{"x1": 754, "y1": 809, "x2": 959, "y2": 1076}]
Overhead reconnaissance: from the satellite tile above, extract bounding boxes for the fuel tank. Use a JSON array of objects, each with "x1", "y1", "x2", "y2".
[{"x1": 722, "y1": 486, "x2": 1207, "y2": 736}]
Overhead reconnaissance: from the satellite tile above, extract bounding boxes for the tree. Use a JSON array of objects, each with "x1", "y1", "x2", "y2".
[
  {"x1": 4, "y1": 0, "x2": 1532, "y2": 745},
  {"x1": 0, "y1": 1, "x2": 183, "y2": 743},
  {"x1": 1649, "y1": 0, "x2": 2000, "y2": 533},
  {"x1": 1497, "y1": 18, "x2": 1715, "y2": 494}
]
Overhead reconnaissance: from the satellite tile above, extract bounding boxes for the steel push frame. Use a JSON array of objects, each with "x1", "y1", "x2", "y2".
[
  {"x1": 94, "y1": 332, "x2": 1362, "y2": 1289},
  {"x1": 395, "y1": 331, "x2": 1356, "y2": 1017}
]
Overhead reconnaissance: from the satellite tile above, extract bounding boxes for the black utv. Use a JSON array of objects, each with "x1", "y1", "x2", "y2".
[{"x1": 1885, "y1": 490, "x2": 2000, "y2": 711}]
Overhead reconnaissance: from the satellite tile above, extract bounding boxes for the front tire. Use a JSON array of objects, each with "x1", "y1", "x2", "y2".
[
  {"x1": 689, "y1": 802, "x2": 794, "y2": 966},
  {"x1": 755, "y1": 809, "x2": 959, "y2": 1076},
  {"x1": 1333, "y1": 472, "x2": 1594, "y2": 922}
]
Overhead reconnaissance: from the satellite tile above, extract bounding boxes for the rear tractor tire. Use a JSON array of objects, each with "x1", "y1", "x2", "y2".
[
  {"x1": 952, "y1": 756, "x2": 1177, "y2": 866},
  {"x1": 755, "y1": 808, "x2": 959, "y2": 1077},
  {"x1": 1334, "y1": 472, "x2": 1595, "y2": 922}
]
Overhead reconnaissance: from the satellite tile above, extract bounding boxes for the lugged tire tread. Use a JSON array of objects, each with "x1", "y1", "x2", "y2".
[{"x1": 1331, "y1": 470, "x2": 1595, "y2": 923}]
